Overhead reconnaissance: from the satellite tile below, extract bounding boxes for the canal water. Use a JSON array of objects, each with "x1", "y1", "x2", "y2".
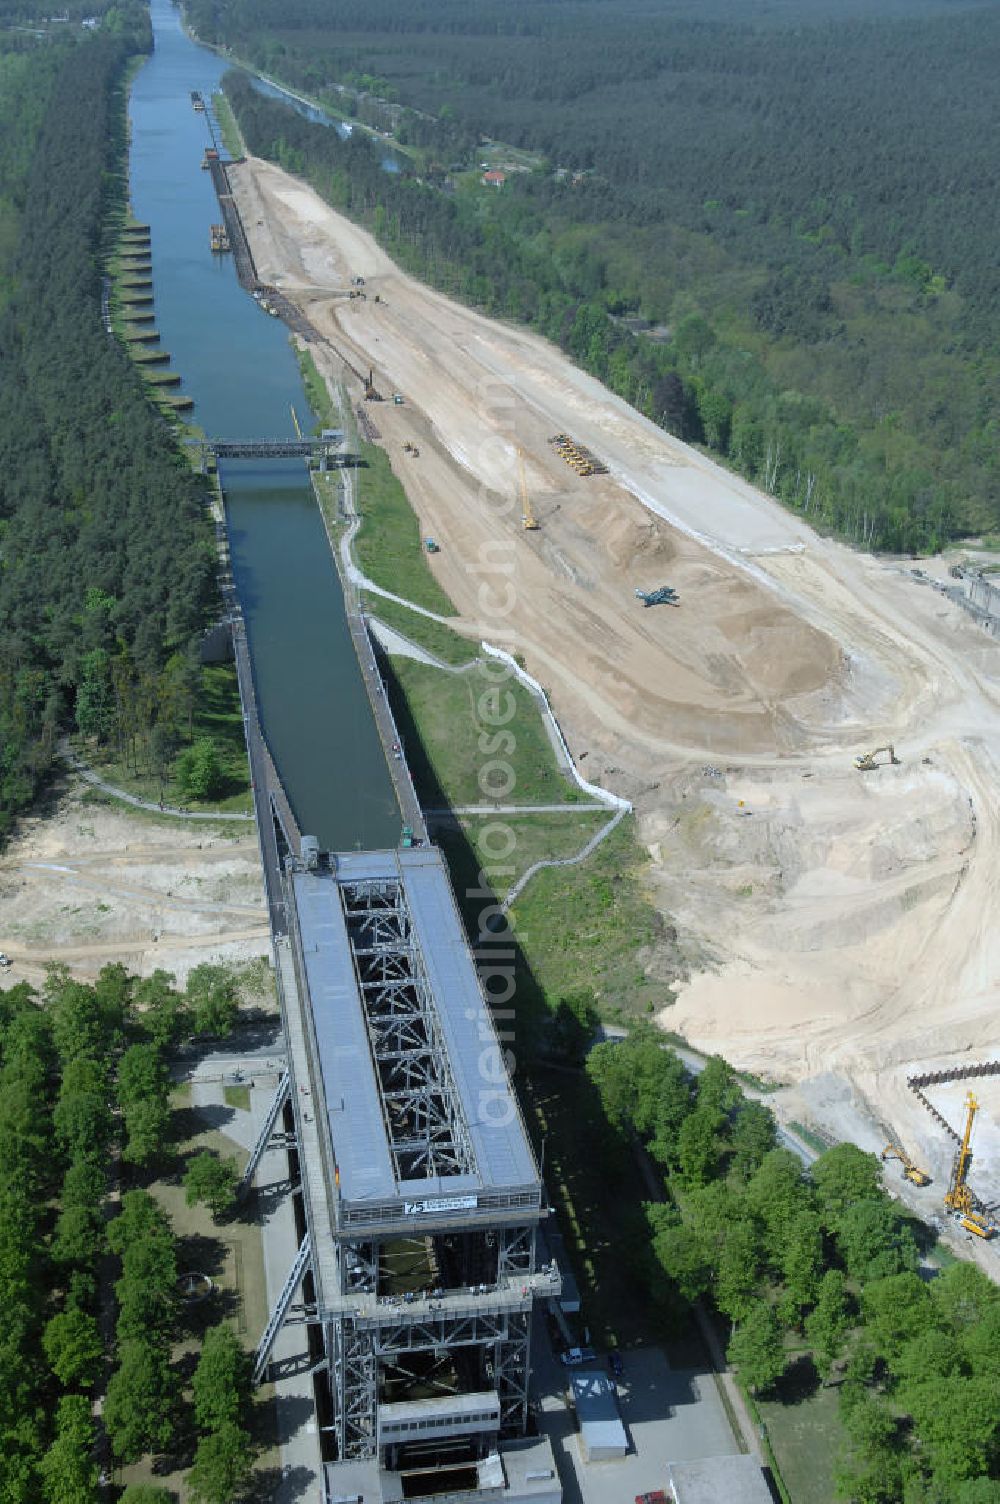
[{"x1": 128, "y1": 0, "x2": 400, "y2": 850}]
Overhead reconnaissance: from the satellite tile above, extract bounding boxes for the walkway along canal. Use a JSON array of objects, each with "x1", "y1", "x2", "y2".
[{"x1": 128, "y1": 0, "x2": 400, "y2": 852}]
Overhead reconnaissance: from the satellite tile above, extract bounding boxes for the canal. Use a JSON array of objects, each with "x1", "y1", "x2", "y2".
[{"x1": 128, "y1": 0, "x2": 400, "y2": 851}]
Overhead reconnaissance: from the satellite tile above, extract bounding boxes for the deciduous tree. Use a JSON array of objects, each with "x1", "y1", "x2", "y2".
[
  {"x1": 727, "y1": 1302, "x2": 785, "y2": 1394},
  {"x1": 185, "y1": 1151, "x2": 240, "y2": 1222},
  {"x1": 42, "y1": 1306, "x2": 103, "y2": 1389},
  {"x1": 192, "y1": 1323, "x2": 250, "y2": 1434},
  {"x1": 38, "y1": 1394, "x2": 98, "y2": 1504},
  {"x1": 188, "y1": 1421, "x2": 254, "y2": 1504}
]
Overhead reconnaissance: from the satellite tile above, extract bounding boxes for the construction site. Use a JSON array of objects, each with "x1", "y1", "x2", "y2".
[{"x1": 223, "y1": 155, "x2": 1000, "y2": 1262}]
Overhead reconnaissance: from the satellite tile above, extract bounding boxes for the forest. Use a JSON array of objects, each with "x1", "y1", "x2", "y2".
[
  {"x1": 0, "y1": 961, "x2": 255, "y2": 1502},
  {"x1": 192, "y1": 0, "x2": 1000, "y2": 553},
  {"x1": 0, "y1": 2, "x2": 218, "y2": 836},
  {"x1": 585, "y1": 1032, "x2": 1000, "y2": 1504}
]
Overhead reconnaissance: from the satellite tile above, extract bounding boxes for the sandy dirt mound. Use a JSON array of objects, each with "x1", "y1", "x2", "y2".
[
  {"x1": 0, "y1": 786, "x2": 269, "y2": 987},
  {"x1": 230, "y1": 156, "x2": 1000, "y2": 1200}
]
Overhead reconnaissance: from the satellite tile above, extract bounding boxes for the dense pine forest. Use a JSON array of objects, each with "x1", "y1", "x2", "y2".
[
  {"x1": 194, "y1": 0, "x2": 1000, "y2": 553},
  {"x1": 0, "y1": 0, "x2": 217, "y2": 835}
]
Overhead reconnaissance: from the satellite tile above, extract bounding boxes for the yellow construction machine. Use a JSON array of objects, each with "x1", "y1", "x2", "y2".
[
  {"x1": 854, "y1": 745, "x2": 901, "y2": 771},
  {"x1": 944, "y1": 1092, "x2": 996, "y2": 1239},
  {"x1": 881, "y1": 1143, "x2": 931, "y2": 1186},
  {"x1": 519, "y1": 448, "x2": 539, "y2": 531}
]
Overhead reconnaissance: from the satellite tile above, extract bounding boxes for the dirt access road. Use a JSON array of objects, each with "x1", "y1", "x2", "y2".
[{"x1": 230, "y1": 157, "x2": 1000, "y2": 1199}]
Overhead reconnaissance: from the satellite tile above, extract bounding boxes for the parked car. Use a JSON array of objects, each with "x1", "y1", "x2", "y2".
[
  {"x1": 0, "y1": 953, "x2": 11, "y2": 969},
  {"x1": 608, "y1": 1351, "x2": 623, "y2": 1377},
  {"x1": 560, "y1": 1346, "x2": 597, "y2": 1367},
  {"x1": 635, "y1": 1493, "x2": 667, "y2": 1504}
]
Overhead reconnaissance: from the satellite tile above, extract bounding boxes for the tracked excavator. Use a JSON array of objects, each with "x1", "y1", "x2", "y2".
[
  {"x1": 881, "y1": 1143, "x2": 931, "y2": 1186},
  {"x1": 944, "y1": 1093, "x2": 996, "y2": 1238},
  {"x1": 854, "y1": 744, "x2": 901, "y2": 771}
]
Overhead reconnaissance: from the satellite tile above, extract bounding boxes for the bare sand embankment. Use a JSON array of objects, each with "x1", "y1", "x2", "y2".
[
  {"x1": 0, "y1": 786, "x2": 269, "y2": 986},
  {"x1": 229, "y1": 155, "x2": 1000, "y2": 1224}
]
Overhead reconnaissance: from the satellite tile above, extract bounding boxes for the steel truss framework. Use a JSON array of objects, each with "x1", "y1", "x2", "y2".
[
  {"x1": 329, "y1": 1307, "x2": 532, "y2": 1460},
  {"x1": 336, "y1": 1222, "x2": 535, "y2": 1297},
  {"x1": 498, "y1": 1225, "x2": 533, "y2": 1279},
  {"x1": 341, "y1": 879, "x2": 476, "y2": 1183}
]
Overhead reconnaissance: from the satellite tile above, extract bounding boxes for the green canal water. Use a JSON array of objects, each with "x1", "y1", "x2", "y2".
[{"x1": 128, "y1": 0, "x2": 400, "y2": 850}]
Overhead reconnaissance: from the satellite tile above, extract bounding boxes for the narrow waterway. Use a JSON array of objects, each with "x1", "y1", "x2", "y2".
[{"x1": 128, "y1": 0, "x2": 399, "y2": 849}]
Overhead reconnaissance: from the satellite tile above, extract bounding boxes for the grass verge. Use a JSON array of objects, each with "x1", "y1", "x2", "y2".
[
  {"x1": 214, "y1": 86, "x2": 245, "y2": 157},
  {"x1": 445, "y1": 810, "x2": 611, "y2": 893},
  {"x1": 295, "y1": 343, "x2": 337, "y2": 430},
  {"x1": 364, "y1": 593, "x2": 477, "y2": 666},
  {"x1": 506, "y1": 815, "x2": 667, "y2": 1019},
  {"x1": 295, "y1": 345, "x2": 456, "y2": 614},
  {"x1": 353, "y1": 438, "x2": 457, "y2": 614},
  {"x1": 385, "y1": 657, "x2": 578, "y2": 807},
  {"x1": 787, "y1": 1119, "x2": 834, "y2": 1155}
]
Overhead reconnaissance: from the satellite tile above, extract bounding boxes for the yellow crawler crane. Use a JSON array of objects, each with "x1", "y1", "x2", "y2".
[
  {"x1": 881, "y1": 1142, "x2": 931, "y2": 1186},
  {"x1": 519, "y1": 448, "x2": 539, "y2": 530},
  {"x1": 944, "y1": 1092, "x2": 995, "y2": 1238}
]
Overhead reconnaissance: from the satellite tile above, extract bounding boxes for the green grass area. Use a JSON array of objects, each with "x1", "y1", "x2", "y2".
[
  {"x1": 214, "y1": 86, "x2": 245, "y2": 157},
  {"x1": 756, "y1": 1375, "x2": 844, "y2": 1504},
  {"x1": 294, "y1": 346, "x2": 455, "y2": 615},
  {"x1": 80, "y1": 663, "x2": 252, "y2": 814},
  {"x1": 353, "y1": 439, "x2": 457, "y2": 614},
  {"x1": 506, "y1": 816, "x2": 668, "y2": 1020},
  {"x1": 118, "y1": 1082, "x2": 278, "y2": 1496},
  {"x1": 294, "y1": 343, "x2": 337, "y2": 430},
  {"x1": 312, "y1": 467, "x2": 345, "y2": 533},
  {"x1": 788, "y1": 1120, "x2": 834, "y2": 1155},
  {"x1": 365, "y1": 593, "x2": 477, "y2": 666},
  {"x1": 451, "y1": 810, "x2": 610, "y2": 893},
  {"x1": 385, "y1": 657, "x2": 577, "y2": 808},
  {"x1": 175, "y1": 662, "x2": 252, "y2": 809}
]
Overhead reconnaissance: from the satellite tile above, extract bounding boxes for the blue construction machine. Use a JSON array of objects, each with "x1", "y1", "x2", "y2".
[{"x1": 635, "y1": 585, "x2": 680, "y2": 607}]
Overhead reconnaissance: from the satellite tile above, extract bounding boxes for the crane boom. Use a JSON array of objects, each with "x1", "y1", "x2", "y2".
[
  {"x1": 945, "y1": 1092, "x2": 978, "y2": 1214},
  {"x1": 881, "y1": 1142, "x2": 930, "y2": 1186},
  {"x1": 519, "y1": 448, "x2": 539, "y2": 530}
]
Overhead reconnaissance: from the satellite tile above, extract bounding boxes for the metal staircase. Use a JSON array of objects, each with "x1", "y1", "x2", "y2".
[
  {"x1": 237, "y1": 1071, "x2": 292, "y2": 1200},
  {"x1": 253, "y1": 1233, "x2": 312, "y2": 1385}
]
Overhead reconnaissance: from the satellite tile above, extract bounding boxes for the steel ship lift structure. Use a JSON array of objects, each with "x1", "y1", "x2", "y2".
[{"x1": 246, "y1": 845, "x2": 560, "y2": 1502}]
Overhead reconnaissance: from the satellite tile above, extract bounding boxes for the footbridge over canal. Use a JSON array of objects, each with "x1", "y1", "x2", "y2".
[{"x1": 187, "y1": 435, "x2": 352, "y2": 470}]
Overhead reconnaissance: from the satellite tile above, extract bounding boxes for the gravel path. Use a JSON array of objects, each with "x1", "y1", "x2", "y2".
[{"x1": 60, "y1": 740, "x2": 253, "y2": 822}]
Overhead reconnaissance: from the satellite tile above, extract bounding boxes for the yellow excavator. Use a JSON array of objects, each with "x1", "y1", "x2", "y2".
[
  {"x1": 944, "y1": 1092, "x2": 995, "y2": 1238},
  {"x1": 519, "y1": 448, "x2": 539, "y2": 531},
  {"x1": 855, "y1": 745, "x2": 901, "y2": 771},
  {"x1": 881, "y1": 1142, "x2": 931, "y2": 1186}
]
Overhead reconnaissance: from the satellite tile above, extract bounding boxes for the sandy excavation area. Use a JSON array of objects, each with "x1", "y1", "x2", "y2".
[
  {"x1": 231, "y1": 157, "x2": 1000, "y2": 1209},
  {"x1": 0, "y1": 784, "x2": 269, "y2": 989}
]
